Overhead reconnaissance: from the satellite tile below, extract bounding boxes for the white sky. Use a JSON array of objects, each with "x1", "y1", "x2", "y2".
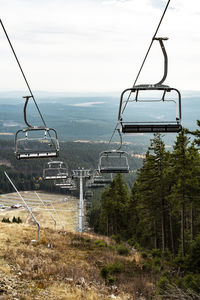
[{"x1": 0, "y1": 0, "x2": 200, "y2": 94}]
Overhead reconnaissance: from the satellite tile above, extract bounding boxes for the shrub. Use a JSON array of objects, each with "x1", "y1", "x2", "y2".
[
  {"x1": 162, "y1": 249, "x2": 172, "y2": 261},
  {"x1": 186, "y1": 234, "x2": 200, "y2": 273},
  {"x1": 151, "y1": 249, "x2": 162, "y2": 258},
  {"x1": 173, "y1": 254, "x2": 187, "y2": 269},
  {"x1": 100, "y1": 262, "x2": 123, "y2": 283},
  {"x1": 100, "y1": 266, "x2": 109, "y2": 279},
  {"x1": 12, "y1": 216, "x2": 22, "y2": 223},
  {"x1": 141, "y1": 251, "x2": 148, "y2": 259},
  {"x1": 2, "y1": 217, "x2": 11, "y2": 223},
  {"x1": 109, "y1": 262, "x2": 123, "y2": 274},
  {"x1": 117, "y1": 245, "x2": 130, "y2": 256},
  {"x1": 180, "y1": 274, "x2": 200, "y2": 294},
  {"x1": 17, "y1": 217, "x2": 22, "y2": 223},
  {"x1": 108, "y1": 244, "x2": 116, "y2": 251},
  {"x1": 142, "y1": 262, "x2": 152, "y2": 272},
  {"x1": 94, "y1": 239, "x2": 107, "y2": 248},
  {"x1": 12, "y1": 216, "x2": 17, "y2": 223},
  {"x1": 127, "y1": 238, "x2": 135, "y2": 246},
  {"x1": 111, "y1": 234, "x2": 121, "y2": 244},
  {"x1": 107, "y1": 275, "x2": 115, "y2": 285},
  {"x1": 153, "y1": 257, "x2": 161, "y2": 267},
  {"x1": 157, "y1": 276, "x2": 169, "y2": 291},
  {"x1": 84, "y1": 238, "x2": 91, "y2": 243}
]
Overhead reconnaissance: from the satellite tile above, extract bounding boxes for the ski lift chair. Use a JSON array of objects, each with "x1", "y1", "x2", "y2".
[
  {"x1": 93, "y1": 178, "x2": 113, "y2": 184},
  {"x1": 86, "y1": 180, "x2": 93, "y2": 188},
  {"x1": 98, "y1": 150, "x2": 129, "y2": 174},
  {"x1": 118, "y1": 38, "x2": 182, "y2": 134},
  {"x1": 93, "y1": 174, "x2": 113, "y2": 184},
  {"x1": 43, "y1": 161, "x2": 68, "y2": 180},
  {"x1": 69, "y1": 182, "x2": 76, "y2": 191},
  {"x1": 59, "y1": 178, "x2": 75, "y2": 189},
  {"x1": 54, "y1": 177, "x2": 69, "y2": 187},
  {"x1": 15, "y1": 96, "x2": 59, "y2": 159},
  {"x1": 90, "y1": 182, "x2": 106, "y2": 188},
  {"x1": 91, "y1": 169, "x2": 113, "y2": 185},
  {"x1": 86, "y1": 178, "x2": 105, "y2": 188}
]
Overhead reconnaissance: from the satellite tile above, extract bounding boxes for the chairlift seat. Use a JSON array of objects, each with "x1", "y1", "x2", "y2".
[
  {"x1": 15, "y1": 127, "x2": 59, "y2": 160},
  {"x1": 121, "y1": 123, "x2": 182, "y2": 133},
  {"x1": 98, "y1": 150, "x2": 130, "y2": 174},
  {"x1": 118, "y1": 86, "x2": 182, "y2": 134},
  {"x1": 17, "y1": 151, "x2": 58, "y2": 160},
  {"x1": 93, "y1": 178, "x2": 112, "y2": 184},
  {"x1": 44, "y1": 174, "x2": 67, "y2": 180},
  {"x1": 90, "y1": 183, "x2": 106, "y2": 188},
  {"x1": 99, "y1": 167, "x2": 129, "y2": 174},
  {"x1": 43, "y1": 161, "x2": 68, "y2": 180}
]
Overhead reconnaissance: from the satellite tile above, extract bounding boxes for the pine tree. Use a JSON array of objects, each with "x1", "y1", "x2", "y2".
[
  {"x1": 130, "y1": 134, "x2": 170, "y2": 250},
  {"x1": 169, "y1": 129, "x2": 191, "y2": 256},
  {"x1": 98, "y1": 174, "x2": 130, "y2": 237}
]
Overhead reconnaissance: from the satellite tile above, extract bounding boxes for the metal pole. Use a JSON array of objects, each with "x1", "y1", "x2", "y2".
[
  {"x1": 4, "y1": 172, "x2": 40, "y2": 241},
  {"x1": 50, "y1": 201, "x2": 64, "y2": 230},
  {"x1": 79, "y1": 170, "x2": 84, "y2": 232},
  {"x1": 34, "y1": 191, "x2": 56, "y2": 230},
  {"x1": 72, "y1": 169, "x2": 90, "y2": 233}
]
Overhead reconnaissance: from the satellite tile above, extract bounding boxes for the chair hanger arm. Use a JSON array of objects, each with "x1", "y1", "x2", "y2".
[
  {"x1": 23, "y1": 95, "x2": 33, "y2": 127},
  {"x1": 154, "y1": 37, "x2": 168, "y2": 85}
]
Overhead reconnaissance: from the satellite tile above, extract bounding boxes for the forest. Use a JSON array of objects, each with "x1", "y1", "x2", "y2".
[
  {"x1": 89, "y1": 121, "x2": 200, "y2": 295},
  {"x1": 0, "y1": 139, "x2": 141, "y2": 196}
]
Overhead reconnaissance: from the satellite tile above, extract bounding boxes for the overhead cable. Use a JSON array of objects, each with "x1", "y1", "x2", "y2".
[
  {"x1": 0, "y1": 19, "x2": 47, "y2": 128},
  {"x1": 107, "y1": 0, "x2": 171, "y2": 146}
]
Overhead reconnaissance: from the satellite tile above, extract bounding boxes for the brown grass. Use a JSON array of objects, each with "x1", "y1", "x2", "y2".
[
  {"x1": 0, "y1": 205, "x2": 157, "y2": 299},
  {"x1": 0, "y1": 195, "x2": 79, "y2": 232}
]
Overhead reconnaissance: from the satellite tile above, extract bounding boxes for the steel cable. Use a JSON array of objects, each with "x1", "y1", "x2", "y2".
[
  {"x1": 0, "y1": 19, "x2": 47, "y2": 127},
  {"x1": 107, "y1": 0, "x2": 171, "y2": 147}
]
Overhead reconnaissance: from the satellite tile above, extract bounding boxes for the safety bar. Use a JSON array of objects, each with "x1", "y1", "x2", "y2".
[{"x1": 118, "y1": 87, "x2": 182, "y2": 123}]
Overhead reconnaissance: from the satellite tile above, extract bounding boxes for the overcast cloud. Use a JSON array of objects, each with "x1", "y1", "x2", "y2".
[{"x1": 0, "y1": 0, "x2": 200, "y2": 93}]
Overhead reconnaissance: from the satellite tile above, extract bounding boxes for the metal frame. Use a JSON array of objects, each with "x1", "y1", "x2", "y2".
[
  {"x1": 59, "y1": 178, "x2": 77, "y2": 190},
  {"x1": 72, "y1": 169, "x2": 90, "y2": 233},
  {"x1": 118, "y1": 37, "x2": 182, "y2": 134},
  {"x1": 93, "y1": 172, "x2": 113, "y2": 184},
  {"x1": 98, "y1": 150, "x2": 130, "y2": 174},
  {"x1": 15, "y1": 127, "x2": 59, "y2": 159},
  {"x1": 43, "y1": 161, "x2": 68, "y2": 180},
  {"x1": 15, "y1": 96, "x2": 59, "y2": 159}
]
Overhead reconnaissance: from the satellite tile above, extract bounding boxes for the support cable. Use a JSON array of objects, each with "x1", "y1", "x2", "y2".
[
  {"x1": 0, "y1": 19, "x2": 47, "y2": 128},
  {"x1": 107, "y1": 0, "x2": 171, "y2": 146}
]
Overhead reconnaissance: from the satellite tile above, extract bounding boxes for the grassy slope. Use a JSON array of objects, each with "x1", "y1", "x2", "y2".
[
  {"x1": 0, "y1": 193, "x2": 79, "y2": 232},
  {"x1": 0, "y1": 210, "x2": 157, "y2": 299}
]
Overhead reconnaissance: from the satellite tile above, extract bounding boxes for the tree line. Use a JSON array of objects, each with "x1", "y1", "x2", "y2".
[{"x1": 92, "y1": 124, "x2": 200, "y2": 258}]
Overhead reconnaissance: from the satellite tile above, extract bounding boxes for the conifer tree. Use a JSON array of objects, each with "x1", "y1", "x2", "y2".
[
  {"x1": 130, "y1": 134, "x2": 170, "y2": 250},
  {"x1": 169, "y1": 129, "x2": 191, "y2": 256},
  {"x1": 98, "y1": 174, "x2": 130, "y2": 237}
]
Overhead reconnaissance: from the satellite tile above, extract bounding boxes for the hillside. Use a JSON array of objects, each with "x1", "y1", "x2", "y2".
[{"x1": 0, "y1": 216, "x2": 155, "y2": 300}]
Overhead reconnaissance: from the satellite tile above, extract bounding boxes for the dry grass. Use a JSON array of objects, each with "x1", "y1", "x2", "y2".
[
  {"x1": 0, "y1": 222, "x2": 157, "y2": 299},
  {"x1": 0, "y1": 195, "x2": 79, "y2": 231},
  {"x1": 0, "y1": 198, "x2": 158, "y2": 299}
]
